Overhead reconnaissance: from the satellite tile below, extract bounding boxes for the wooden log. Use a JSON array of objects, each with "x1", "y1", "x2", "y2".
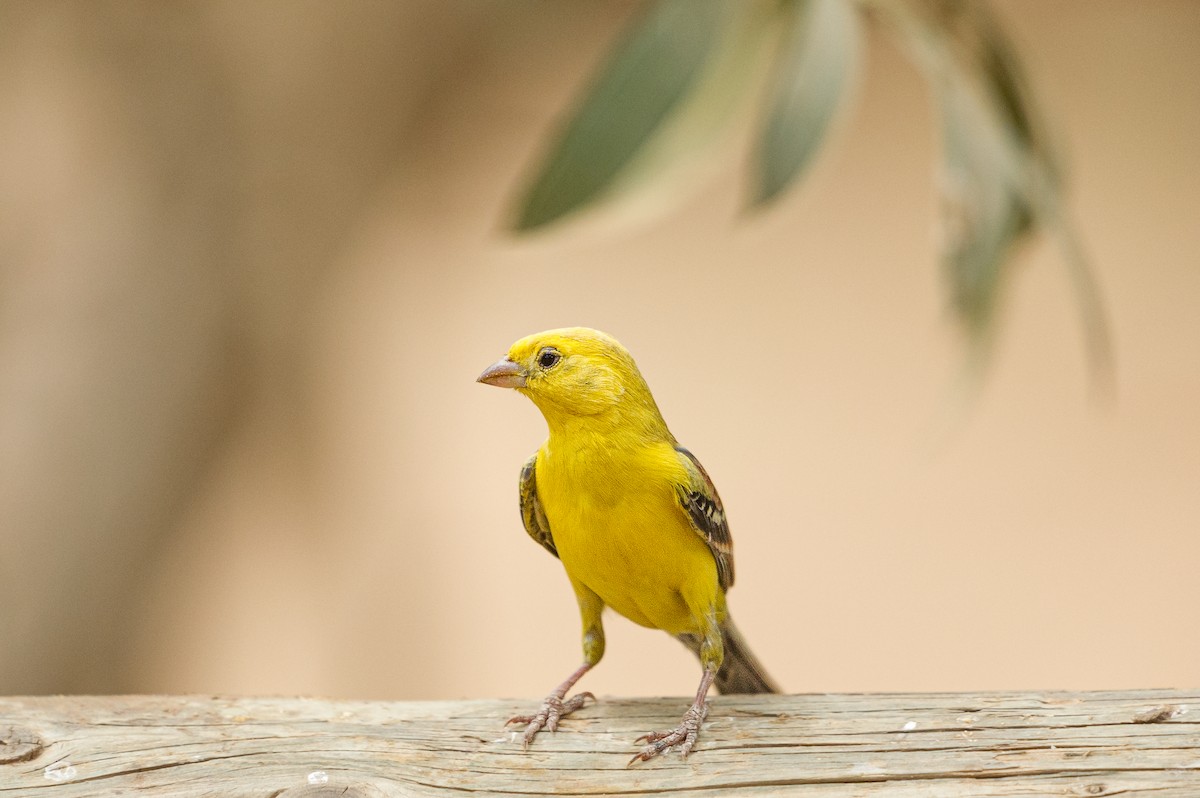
[{"x1": 1, "y1": 690, "x2": 1197, "y2": 796}]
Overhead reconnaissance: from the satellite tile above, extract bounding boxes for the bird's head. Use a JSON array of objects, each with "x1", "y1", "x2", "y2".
[{"x1": 478, "y1": 327, "x2": 664, "y2": 431}]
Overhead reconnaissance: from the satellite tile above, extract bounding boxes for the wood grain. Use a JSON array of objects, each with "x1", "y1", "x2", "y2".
[{"x1": 1, "y1": 690, "x2": 1197, "y2": 796}]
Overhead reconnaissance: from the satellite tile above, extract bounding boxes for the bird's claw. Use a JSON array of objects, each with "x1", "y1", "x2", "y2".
[
  {"x1": 629, "y1": 703, "x2": 709, "y2": 764},
  {"x1": 506, "y1": 692, "x2": 594, "y2": 747}
]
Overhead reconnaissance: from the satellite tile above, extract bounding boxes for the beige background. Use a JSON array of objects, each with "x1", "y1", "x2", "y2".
[{"x1": 1, "y1": 1, "x2": 1197, "y2": 701}]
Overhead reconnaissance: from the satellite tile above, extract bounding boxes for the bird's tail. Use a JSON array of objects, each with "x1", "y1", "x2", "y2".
[{"x1": 677, "y1": 616, "x2": 779, "y2": 694}]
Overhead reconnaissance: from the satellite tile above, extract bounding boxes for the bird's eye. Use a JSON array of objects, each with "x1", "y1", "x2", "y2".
[{"x1": 537, "y1": 348, "x2": 561, "y2": 370}]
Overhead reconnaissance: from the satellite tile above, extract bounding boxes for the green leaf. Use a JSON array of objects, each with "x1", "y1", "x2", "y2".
[
  {"x1": 510, "y1": 0, "x2": 726, "y2": 233},
  {"x1": 936, "y1": 73, "x2": 1030, "y2": 336},
  {"x1": 751, "y1": 0, "x2": 862, "y2": 207},
  {"x1": 939, "y1": 1, "x2": 1050, "y2": 170},
  {"x1": 876, "y1": 1, "x2": 1036, "y2": 337},
  {"x1": 878, "y1": 0, "x2": 1111, "y2": 387}
]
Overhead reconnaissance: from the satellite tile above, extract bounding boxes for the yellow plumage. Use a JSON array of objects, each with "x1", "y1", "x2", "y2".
[
  {"x1": 538, "y1": 437, "x2": 724, "y2": 636},
  {"x1": 478, "y1": 326, "x2": 775, "y2": 762}
]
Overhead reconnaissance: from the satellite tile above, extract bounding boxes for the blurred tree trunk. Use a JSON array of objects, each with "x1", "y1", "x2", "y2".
[{"x1": 0, "y1": 0, "x2": 521, "y2": 693}]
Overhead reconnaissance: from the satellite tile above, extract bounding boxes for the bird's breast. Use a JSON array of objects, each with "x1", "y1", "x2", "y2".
[{"x1": 534, "y1": 438, "x2": 719, "y2": 634}]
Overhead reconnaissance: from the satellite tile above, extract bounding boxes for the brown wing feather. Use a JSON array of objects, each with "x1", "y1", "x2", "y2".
[
  {"x1": 674, "y1": 446, "x2": 734, "y2": 592},
  {"x1": 519, "y1": 454, "x2": 558, "y2": 558}
]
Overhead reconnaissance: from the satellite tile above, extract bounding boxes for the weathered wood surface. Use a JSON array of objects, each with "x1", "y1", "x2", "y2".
[{"x1": 1, "y1": 690, "x2": 1197, "y2": 796}]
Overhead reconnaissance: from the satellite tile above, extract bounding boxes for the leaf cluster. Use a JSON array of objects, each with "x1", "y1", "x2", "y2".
[{"x1": 507, "y1": 0, "x2": 1110, "y2": 383}]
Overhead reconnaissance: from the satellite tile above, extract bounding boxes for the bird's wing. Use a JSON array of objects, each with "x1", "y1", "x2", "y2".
[
  {"x1": 519, "y1": 453, "x2": 558, "y2": 558},
  {"x1": 673, "y1": 446, "x2": 734, "y2": 592}
]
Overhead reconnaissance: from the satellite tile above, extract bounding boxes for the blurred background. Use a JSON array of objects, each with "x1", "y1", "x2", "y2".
[{"x1": 1, "y1": 0, "x2": 1197, "y2": 701}]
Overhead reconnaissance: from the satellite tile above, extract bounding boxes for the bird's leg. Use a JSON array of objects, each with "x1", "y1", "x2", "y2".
[
  {"x1": 507, "y1": 580, "x2": 605, "y2": 748},
  {"x1": 506, "y1": 662, "x2": 595, "y2": 747},
  {"x1": 629, "y1": 667, "x2": 716, "y2": 763},
  {"x1": 631, "y1": 609, "x2": 723, "y2": 764}
]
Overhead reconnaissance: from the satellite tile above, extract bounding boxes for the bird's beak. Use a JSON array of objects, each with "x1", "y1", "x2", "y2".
[{"x1": 477, "y1": 358, "x2": 527, "y2": 388}]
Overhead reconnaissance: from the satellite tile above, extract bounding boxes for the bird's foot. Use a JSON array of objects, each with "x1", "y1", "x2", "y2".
[
  {"x1": 506, "y1": 691, "x2": 594, "y2": 748},
  {"x1": 629, "y1": 701, "x2": 709, "y2": 764}
]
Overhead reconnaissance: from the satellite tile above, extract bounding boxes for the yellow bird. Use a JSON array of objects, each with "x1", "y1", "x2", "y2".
[{"x1": 478, "y1": 327, "x2": 777, "y2": 762}]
